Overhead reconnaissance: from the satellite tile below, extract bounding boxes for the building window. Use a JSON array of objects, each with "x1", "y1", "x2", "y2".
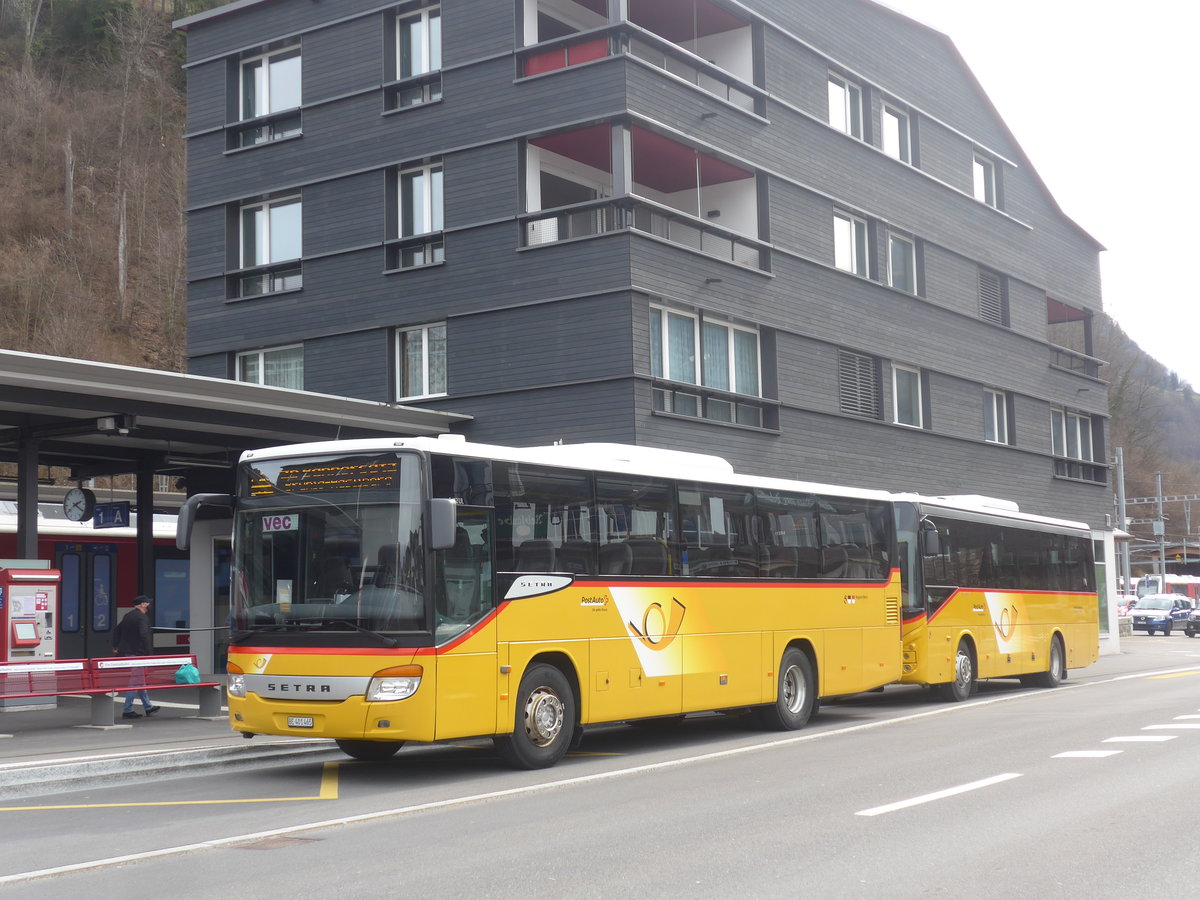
[
  {"x1": 973, "y1": 153, "x2": 996, "y2": 206},
  {"x1": 650, "y1": 305, "x2": 766, "y2": 426},
  {"x1": 838, "y1": 349, "x2": 880, "y2": 419},
  {"x1": 892, "y1": 364, "x2": 923, "y2": 428},
  {"x1": 887, "y1": 231, "x2": 915, "y2": 293},
  {"x1": 1051, "y1": 408, "x2": 1093, "y2": 461},
  {"x1": 237, "y1": 345, "x2": 303, "y2": 389},
  {"x1": 237, "y1": 195, "x2": 302, "y2": 296},
  {"x1": 389, "y1": 161, "x2": 444, "y2": 269},
  {"x1": 236, "y1": 46, "x2": 301, "y2": 147},
  {"x1": 387, "y1": 6, "x2": 442, "y2": 109},
  {"x1": 827, "y1": 73, "x2": 862, "y2": 139},
  {"x1": 834, "y1": 212, "x2": 869, "y2": 276},
  {"x1": 984, "y1": 389, "x2": 1009, "y2": 444},
  {"x1": 978, "y1": 268, "x2": 1008, "y2": 326},
  {"x1": 881, "y1": 104, "x2": 910, "y2": 163},
  {"x1": 398, "y1": 323, "x2": 446, "y2": 399}
]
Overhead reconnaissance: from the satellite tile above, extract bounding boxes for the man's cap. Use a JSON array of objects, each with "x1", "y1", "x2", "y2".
[{"x1": 133, "y1": 595, "x2": 153, "y2": 606}]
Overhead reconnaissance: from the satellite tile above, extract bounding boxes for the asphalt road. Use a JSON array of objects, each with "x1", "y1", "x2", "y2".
[{"x1": 2, "y1": 636, "x2": 1198, "y2": 899}]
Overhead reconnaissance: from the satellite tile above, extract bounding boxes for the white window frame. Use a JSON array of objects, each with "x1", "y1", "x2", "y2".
[
  {"x1": 397, "y1": 6, "x2": 442, "y2": 79},
  {"x1": 881, "y1": 104, "x2": 910, "y2": 163},
  {"x1": 399, "y1": 161, "x2": 444, "y2": 238},
  {"x1": 834, "y1": 212, "x2": 869, "y2": 276},
  {"x1": 827, "y1": 73, "x2": 862, "y2": 139},
  {"x1": 892, "y1": 364, "x2": 923, "y2": 428},
  {"x1": 984, "y1": 389, "x2": 1008, "y2": 444},
  {"x1": 650, "y1": 305, "x2": 761, "y2": 398},
  {"x1": 239, "y1": 195, "x2": 302, "y2": 268},
  {"x1": 1051, "y1": 408, "x2": 1093, "y2": 461},
  {"x1": 236, "y1": 345, "x2": 303, "y2": 389},
  {"x1": 973, "y1": 153, "x2": 996, "y2": 206},
  {"x1": 887, "y1": 231, "x2": 915, "y2": 293},
  {"x1": 397, "y1": 322, "x2": 447, "y2": 399},
  {"x1": 239, "y1": 46, "x2": 301, "y2": 120}
]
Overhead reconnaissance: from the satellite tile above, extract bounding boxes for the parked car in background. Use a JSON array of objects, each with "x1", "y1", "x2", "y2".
[
  {"x1": 1186, "y1": 605, "x2": 1200, "y2": 638},
  {"x1": 1116, "y1": 594, "x2": 1138, "y2": 616},
  {"x1": 1130, "y1": 594, "x2": 1193, "y2": 635}
]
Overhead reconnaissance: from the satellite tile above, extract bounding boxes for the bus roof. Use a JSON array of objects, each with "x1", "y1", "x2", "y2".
[
  {"x1": 240, "y1": 436, "x2": 898, "y2": 503},
  {"x1": 893, "y1": 492, "x2": 1091, "y2": 533}
]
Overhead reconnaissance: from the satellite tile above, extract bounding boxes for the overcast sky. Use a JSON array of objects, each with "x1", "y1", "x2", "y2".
[{"x1": 882, "y1": 1, "x2": 1198, "y2": 387}]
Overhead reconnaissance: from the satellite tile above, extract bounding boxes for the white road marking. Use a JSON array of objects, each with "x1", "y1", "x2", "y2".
[
  {"x1": 1102, "y1": 735, "x2": 1176, "y2": 743},
  {"x1": 855, "y1": 773, "x2": 1022, "y2": 817},
  {"x1": 1052, "y1": 750, "x2": 1121, "y2": 758},
  {"x1": 1144, "y1": 723, "x2": 1200, "y2": 730}
]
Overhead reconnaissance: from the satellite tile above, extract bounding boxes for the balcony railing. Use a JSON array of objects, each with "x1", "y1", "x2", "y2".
[
  {"x1": 517, "y1": 26, "x2": 761, "y2": 114},
  {"x1": 1049, "y1": 344, "x2": 1102, "y2": 379},
  {"x1": 1053, "y1": 457, "x2": 1107, "y2": 485},
  {"x1": 652, "y1": 382, "x2": 778, "y2": 430},
  {"x1": 521, "y1": 197, "x2": 767, "y2": 270}
]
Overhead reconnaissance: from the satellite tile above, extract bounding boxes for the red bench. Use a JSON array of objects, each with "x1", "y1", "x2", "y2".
[{"x1": 0, "y1": 655, "x2": 223, "y2": 726}]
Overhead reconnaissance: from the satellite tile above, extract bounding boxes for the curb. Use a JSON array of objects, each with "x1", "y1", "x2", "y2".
[{"x1": 0, "y1": 739, "x2": 340, "y2": 801}]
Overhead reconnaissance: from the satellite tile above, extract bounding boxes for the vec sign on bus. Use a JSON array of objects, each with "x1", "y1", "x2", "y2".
[{"x1": 262, "y1": 514, "x2": 298, "y2": 533}]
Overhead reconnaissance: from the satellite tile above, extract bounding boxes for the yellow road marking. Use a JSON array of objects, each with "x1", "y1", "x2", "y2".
[
  {"x1": 1149, "y1": 671, "x2": 1200, "y2": 680},
  {"x1": 0, "y1": 762, "x2": 341, "y2": 812}
]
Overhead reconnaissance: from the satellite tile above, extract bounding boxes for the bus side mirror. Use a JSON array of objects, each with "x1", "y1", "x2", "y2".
[
  {"x1": 918, "y1": 518, "x2": 940, "y2": 557},
  {"x1": 428, "y1": 498, "x2": 457, "y2": 551},
  {"x1": 176, "y1": 493, "x2": 233, "y2": 550}
]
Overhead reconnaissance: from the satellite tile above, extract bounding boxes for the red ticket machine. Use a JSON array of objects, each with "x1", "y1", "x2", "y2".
[{"x1": 0, "y1": 567, "x2": 60, "y2": 663}]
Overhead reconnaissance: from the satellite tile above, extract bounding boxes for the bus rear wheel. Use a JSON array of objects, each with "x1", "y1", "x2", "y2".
[
  {"x1": 494, "y1": 663, "x2": 576, "y2": 770},
  {"x1": 335, "y1": 739, "x2": 404, "y2": 761},
  {"x1": 756, "y1": 647, "x2": 815, "y2": 730},
  {"x1": 1029, "y1": 634, "x2": 1065, "y2": 688},
  {"x1": 938, "y1": 640, "x2": 975, "y2": 702}
]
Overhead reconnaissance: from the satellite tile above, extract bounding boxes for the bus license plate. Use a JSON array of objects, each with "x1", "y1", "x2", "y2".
[{"x1": 287, "y1": 716, "x2": 314, "y2": 728}]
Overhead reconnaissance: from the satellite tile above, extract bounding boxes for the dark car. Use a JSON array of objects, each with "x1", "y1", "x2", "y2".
[
  {"x1": 1131, "y1": 594, "x2": 1193, "y2": 635},
  {"x1": 1186, "y1": 605, "x2": 1200, "y2": 638}
]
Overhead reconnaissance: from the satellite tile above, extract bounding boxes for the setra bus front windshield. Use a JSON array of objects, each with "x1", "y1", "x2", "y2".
[{"x1": 233, "y1": 451, "x2": 428, "y2": 639}]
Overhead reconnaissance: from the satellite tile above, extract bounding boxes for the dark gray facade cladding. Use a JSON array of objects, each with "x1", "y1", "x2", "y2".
[{"x1": 177, "y1": 0, "x2": 1110, "y2": 527}]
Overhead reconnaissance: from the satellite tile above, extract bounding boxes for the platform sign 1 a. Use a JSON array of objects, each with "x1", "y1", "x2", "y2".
[{"x1": 93, "y1": 501, "x2": 131, "y2": 529}]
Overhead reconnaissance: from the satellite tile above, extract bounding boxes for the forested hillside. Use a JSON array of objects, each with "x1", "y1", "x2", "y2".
[
  {"x1": 0, "y1": 0, "x2": 218, "y2": 369},
  {"x1": 1, "y1": 0, "x2": 1197, "y2": 547}
]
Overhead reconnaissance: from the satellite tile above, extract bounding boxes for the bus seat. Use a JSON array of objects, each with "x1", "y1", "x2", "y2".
[
  {"x1": 442, "y1": 528, "x2": 479, "y2": 618},
  {"x1": 598, "y1": 541, "x2": 633, "y2": 575},
  {"x1": 557, "y1": 539, "x2": 594, "y2": 575},
  {"x1": 820, "y1": 545, "x2": 849, "y2": 577},
  {"x1": 516, "y1": 539, "x2": 557, "y2": 572},
  {"x1": 625, "y1": 538, "x2": 668, "y2": 575}
]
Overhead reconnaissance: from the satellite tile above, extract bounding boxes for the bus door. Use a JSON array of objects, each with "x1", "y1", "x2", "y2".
[
  {"x1": 55, "y1": 542, "x2": 118, "y2": 660},
  {"x1": 433, "y1": 506, "x2": 498, "y2": 740}
]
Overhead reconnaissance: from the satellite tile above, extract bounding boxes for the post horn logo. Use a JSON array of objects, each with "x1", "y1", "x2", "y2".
[{"x1": 627, "y1": 597, "x2": 686, "y2": 650}]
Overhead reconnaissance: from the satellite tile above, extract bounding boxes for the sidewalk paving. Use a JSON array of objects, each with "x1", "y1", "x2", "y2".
[{"x1": 0, "y1": 688, "x2": 336, "y2": 800}]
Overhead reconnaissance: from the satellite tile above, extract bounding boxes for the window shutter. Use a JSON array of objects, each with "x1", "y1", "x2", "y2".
[
  {"x1": 979, "y1": 269, "x2": 1005, "y2": 325},
  {"x1": 838, "y1": 350, "x2": 880, "y2": 418}
]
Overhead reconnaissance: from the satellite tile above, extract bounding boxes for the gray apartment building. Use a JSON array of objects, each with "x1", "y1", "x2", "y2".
[{"x1": 176, "y1": 0, "x2": 1109, "y2": 529}]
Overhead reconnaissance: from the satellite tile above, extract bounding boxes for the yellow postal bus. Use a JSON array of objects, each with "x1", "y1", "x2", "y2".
[
  {"x1": 893, "y1": 495, "x2": 1098, "y2": 700},
  {"x1": 178, "y1": 438, "x2": 1097, "y2": 768}
]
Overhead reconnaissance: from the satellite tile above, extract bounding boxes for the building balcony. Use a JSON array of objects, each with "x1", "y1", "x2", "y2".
[
  {"x1": 520, "y1": 196, "x2": 767, "y2": 270},
  {"x1": 1049, "y1": 343, "x2": 1102, "y2": 379},
  {"x1": 519, "y1": 0, "x2": 759, "y2": 113}
]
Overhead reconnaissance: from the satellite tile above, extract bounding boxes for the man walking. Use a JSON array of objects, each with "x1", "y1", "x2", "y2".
[{"x1": 113, "y1": 595, "x2": 160, "y2": 720}]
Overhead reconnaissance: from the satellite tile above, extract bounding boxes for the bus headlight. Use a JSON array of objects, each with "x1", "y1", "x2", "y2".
[
  {"x1": 367, "y1": 665, "x2": 423, "y2": 701},
  {"x1": 227, "y1": 663, "x2": 246, "y2": 698}
]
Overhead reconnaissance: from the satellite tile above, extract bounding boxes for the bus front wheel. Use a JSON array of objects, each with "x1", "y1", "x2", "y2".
[
  {"x1": 938, "y1": 640, "x2": 975, "y2": 702},
  {"x1": 494, "y1": 664, "x2": 576, "y2": 770},
  {"x1": 756, "y1": 647, "x2": 816, "y2": 730},
  {"x1": 336, "y1": 739, "x2": 404, "y2": 761}
]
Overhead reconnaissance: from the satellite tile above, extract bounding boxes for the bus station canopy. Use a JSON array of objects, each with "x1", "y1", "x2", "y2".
[{"x1": 0, "y1": 349, "x2": 470, "y2": 563}]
